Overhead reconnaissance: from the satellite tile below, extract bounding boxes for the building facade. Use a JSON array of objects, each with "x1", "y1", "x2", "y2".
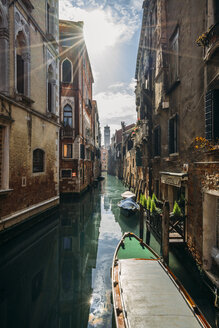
[
  {"x1": 108, "y1": 123, "x2": 135, "y2": 180},
  {"x1": 133, "y1": 0, "x2": 219, "y2": 291},
  {"x1": 92, "y1": 100, "x2": 101, "y2": 180},
  {"x1": 59, "y1": 20, "x2": 100, "y2": 195},
  {"x1": 0, "y1": 0, "x2": 60, "y2": 231},
  {"x1": 101, "y1": 147, "x2": 108, "y2": 172}
]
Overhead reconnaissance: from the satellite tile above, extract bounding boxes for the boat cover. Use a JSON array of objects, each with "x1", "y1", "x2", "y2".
[
  {"x1": 118, "y1": 198, "x2": 139, "y2": 211},
  {"x1": 118, "y1": 259, "x2": 202, "y2": 328},
  {"x1": 121, "y1": 191, "x2": 136, "y2": 199}
]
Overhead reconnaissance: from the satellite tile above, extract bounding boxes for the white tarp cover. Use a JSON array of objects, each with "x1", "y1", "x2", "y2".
[
  {"x1": 119, "y1": 259, "x2": 202, "y2": 328},
  {"x1": 121, "y1": 191, "x2": 136, "y2": 199}
]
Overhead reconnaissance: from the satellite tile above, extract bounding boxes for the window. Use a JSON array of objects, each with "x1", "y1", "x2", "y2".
[
  {"x1": 136, "y1": 148, "x2": 142, "y2": 167},
  {"x1": 154, "y1": 126, "x2": 161, "y2": 156},
  {"x1": 128, "y1": 139, "x2": 133, "y2": 151},
  {"x1": 47, "y1": 64, "x2": 55, "y2": 113},
  {"x1": 168, "y1": 115, "x2": 178, "y2": 154},
  {"x1": 63, "y1": 105, "x2": 72, "y2": 127},
  {"x1": 0, "y1": 10, "x2": 9, "y2": 93},
  {"x1": 62, "y1": 59, "x2": 72, "y2": 83},
  {"x1": 33, "y1": 149, "x2": 44, "y2": 173},
  {"x1": 80, "y1": 144, "x2": 85, "y2": 159},
  {"x1": 47, "y1": 2, "x2": 55, "y2": 36},
  {"x1": 16, "y1": 31, "x2": 28, "y2": 95},
  {"x1": 63, "y1": 144, "x2": 72, "y2": 158},
  {"x1": 205, "y1": 90, "x2": 219, "y2": 141},
  {"x1": 61, "y1": 169, "x2": 72, "y2": 178},
  {"x1": 214, "y1": 0, "x2": 219, "y2": 23},
  {"x1": 169, "y1": 27, "x2": 179, "y2": 86}
]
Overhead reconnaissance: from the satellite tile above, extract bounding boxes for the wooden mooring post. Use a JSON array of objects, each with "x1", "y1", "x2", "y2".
[
  {"x1": 139, "y1": 203, "x2": 144, "y2": 240},
  {"x1": 162, "y1": 201, "x2": 170, "y2": 265}
]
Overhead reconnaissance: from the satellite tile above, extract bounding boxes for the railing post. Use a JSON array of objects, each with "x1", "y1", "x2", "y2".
[{"x1": 162, "y1": 201, "x2": 170, "y2": 265}]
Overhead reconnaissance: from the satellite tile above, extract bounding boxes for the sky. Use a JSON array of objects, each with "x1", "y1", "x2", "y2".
[{"x1": 59, "y1": 0, "x2": 143, "y2": 137}]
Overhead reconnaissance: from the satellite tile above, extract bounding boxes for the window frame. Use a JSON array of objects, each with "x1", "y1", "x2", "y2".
[
  {"x1": 168, "y1": 115, "x2": 178, "y2": 155},
  {"x1": 63, "y1": 104, "x2": 73, "y2": 128},
  {"x1": 61, "y1": 169, "x2": 72, "y2": 179},
  {"x1": 33, "y1": 149, "x2": 45, "y2": 173},
  {"x1": 63, "y1": 143, "x2": 73, "y2": 159},
  {"x1": 154, "y1": 125, "x2": 161, "y2": 157},
  {"x1": 169, "y1": 26, "x2": 179, "y2": 87},
  {"x1": 62, "y1": 58, "x2": 73, "y2": 83}
]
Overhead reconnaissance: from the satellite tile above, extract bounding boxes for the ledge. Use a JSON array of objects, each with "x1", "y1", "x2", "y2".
[
  {"x1": 160, "y1": 171, "x2": 188, "y2": 177},
  {"x1": 170, "y1": 152, "x2": 179, "y2": 157},
  {"x1": 0, "y1": 189, "x2": 13, "y2": 196},
  {"x1": 166, "y1": 80, "x2": 180, "y2": 95},
  {"x1": 0, "y1": 196, "x2": 59, "y2": 225}
]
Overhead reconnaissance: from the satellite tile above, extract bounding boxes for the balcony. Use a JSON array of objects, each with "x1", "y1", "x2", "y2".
[
  {"x1": 61, "y1": 126, "x2": 75, "y2": 138},
  {"x1": 197, "y1": 22, "x2": 219, "y2": 61},
  {"x1": 206, "y1": 22, "x2": 219, "y2": 61},
  {"x1": 132, "y1": 120, "x2": 149, "y2": 147}
]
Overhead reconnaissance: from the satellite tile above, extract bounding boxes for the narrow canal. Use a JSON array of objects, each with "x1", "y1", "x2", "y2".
[{"x1": 0, "y1": 174, "x2": 217, "y2": 327}]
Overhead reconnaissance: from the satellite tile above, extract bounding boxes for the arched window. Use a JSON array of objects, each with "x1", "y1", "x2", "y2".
[
  {"x1": 16, "y1": 31, "x2": 27, "y2": 95},
  {"x1": 63, "y1": 104, "x2": 72, "y2": 127},
  {"x1": 0, "y1": 9, "x2": 9, "y2": 93},
  {"x1": 33, "y1": 149, "x2": 45, "y2": 173},
  {"x1": 62, "y1": 59, "x2": 72, "y2": 83},
  {"x1": 48, "y1": 64, "x2": 54, "y2": 113}
]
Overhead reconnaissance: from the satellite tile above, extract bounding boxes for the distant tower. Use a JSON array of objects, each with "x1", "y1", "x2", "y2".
[{"x1": 104, "y1": 125, "x2": 110, "y2": 148}]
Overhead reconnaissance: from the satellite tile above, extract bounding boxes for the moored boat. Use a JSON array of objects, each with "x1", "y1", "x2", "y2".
[
  {"x1": 121, "y1": 191, "x2": 136, "y2": 200},
  {"x1": 118, "y1": 198, "x2": 139, "y2": 216},
  {"x1": 112, "y1": 232, "x2": 211, "y2": 328}
]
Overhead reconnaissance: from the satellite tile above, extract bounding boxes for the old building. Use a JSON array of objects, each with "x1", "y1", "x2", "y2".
[
  {"x1": 0, "y1": 0, "x2": 59, "y2": 231},
  {"x1": 108, "y1": 123, "x2": 135, "y2": 180},
  {"x1": 92, "y1": 100, "x2": 101, "y2": 180},
  {"x1": 101, "y1": 147, "x2": 108, "y2": 172},
  {"x1": 134, "y1": 0, "x2": 219, "y2": 291},
  {"x1": 59, "y1": 20, "x2": 100, "y2": 195}
]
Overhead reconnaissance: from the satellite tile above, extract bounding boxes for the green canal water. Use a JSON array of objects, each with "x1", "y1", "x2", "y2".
[{"x1": 0, "y1": 174, "x2": 217, "y2": 327}]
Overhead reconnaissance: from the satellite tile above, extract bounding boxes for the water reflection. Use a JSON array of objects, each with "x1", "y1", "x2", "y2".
[
  {"x1": 59, "y1": 188, "x2": 102, "y2": 328},
  {"x1": 0, "y1": 215, "x2": 59, "y2": 328},
  {"x1": 0, "y1": 174, "x2": 217, "y2": 328}
]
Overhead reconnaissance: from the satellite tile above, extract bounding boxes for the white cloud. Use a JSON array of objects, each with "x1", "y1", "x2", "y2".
[
  {"x1": 59, "y1": 1, "x2": 141, "y2": 57},
  {"x1": 59, "y1": 1, "x2": 141, "y2": 137},
  {"x1": 95, "y1": 83, "x2": 136, "y2": 137}
]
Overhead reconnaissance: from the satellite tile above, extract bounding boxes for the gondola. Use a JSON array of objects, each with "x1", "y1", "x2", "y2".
[{"x1": 112, "y1": 232, "x2": 211, "y2": 328}]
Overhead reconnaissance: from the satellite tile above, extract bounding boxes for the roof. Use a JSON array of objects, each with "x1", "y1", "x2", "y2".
[
  {"x1": 59, "y1": 19, "x2": 94, "y2": 83},
  {"x1": 115, "y1": 123, "x2": 135, "y2": 144}
]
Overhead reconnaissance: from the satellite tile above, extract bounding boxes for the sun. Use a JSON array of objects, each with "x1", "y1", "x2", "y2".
[{"x1": 82, "y1": 9, "x2": 122, "y2": 56}]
